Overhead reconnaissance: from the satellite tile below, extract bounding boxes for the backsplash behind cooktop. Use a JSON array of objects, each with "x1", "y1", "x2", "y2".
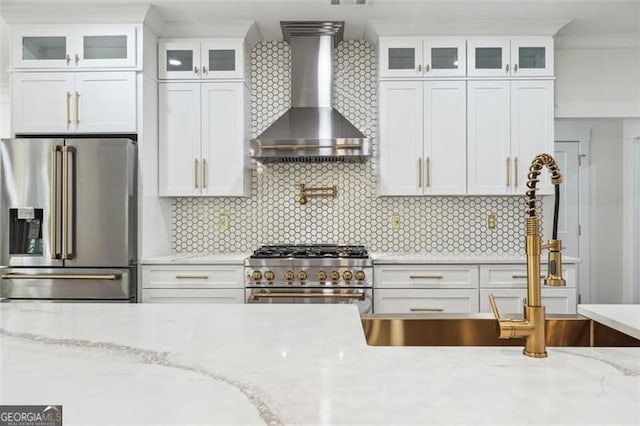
[{"x1": 171, "y1": 40, "x2": 531, "y2": 253}]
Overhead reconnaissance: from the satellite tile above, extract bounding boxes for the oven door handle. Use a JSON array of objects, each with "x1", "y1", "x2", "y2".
[{"x1": 251, "y1": 290, "x2": 366, "y2": 301}]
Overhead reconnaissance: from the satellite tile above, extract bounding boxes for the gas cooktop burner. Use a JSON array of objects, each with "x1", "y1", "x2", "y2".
[{"x1": 250, "y1": 244, "x2": 369, "y2": 259}]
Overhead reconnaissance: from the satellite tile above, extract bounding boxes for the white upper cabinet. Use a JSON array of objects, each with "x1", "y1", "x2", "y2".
[
  {"x1": 159, "y1": 82, "x2": 249, "y2": 197},
  {"x1": 379, "y1": 37, "x2": 466, "y2": 78},
  {"x1": 378, "y1": 80, "x2": 466, "y2": 196},
  {"x1": 467, "y1": 79, "x2": 553, "y2": 195},
  {"x1": 159, "y1": 39, "x2": 245, "y2": 80},
  {"x1": 467, "y1": 37, "x2": 553, "y2": 77},
  {"x1": 12, "y1": 71, "x2": 136, "y2": 134},
  {"x1": 12, "y1": 24, "x2": 138, "y2": 69}
]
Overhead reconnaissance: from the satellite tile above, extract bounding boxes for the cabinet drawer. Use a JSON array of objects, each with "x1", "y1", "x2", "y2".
[
  {"x1": 142, "y1": 288, "x2": 244, "y2": 304},
  {"x1": 374, "y1": 265, "x2": 478, "y2": 289},
  {"x1": 479, "y1": 288, "x2": 577, "y2": 315},
  {"x1": 374, "y1": 289, "x2": 478, "y2": 314},
  {"x1": 480, "y1": 264, "x2": 576, "y2": 288},
  {"x1": 142, "y1": 265, "x2": 243, "y2": 289}
]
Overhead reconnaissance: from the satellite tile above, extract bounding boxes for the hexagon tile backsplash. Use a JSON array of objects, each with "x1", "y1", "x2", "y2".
[{"x1": 171, "y1": 40, "x2": 532, "y2": 253}]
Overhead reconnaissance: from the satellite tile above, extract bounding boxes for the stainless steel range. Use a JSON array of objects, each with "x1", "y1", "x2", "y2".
[{"x1": 244, "y1": 244, "x2": 373, "y2": 314}]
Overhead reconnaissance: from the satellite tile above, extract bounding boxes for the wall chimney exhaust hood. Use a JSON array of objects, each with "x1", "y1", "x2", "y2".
[{"x1": 250, "y1": 21, "x2": 371, "y2": 163}]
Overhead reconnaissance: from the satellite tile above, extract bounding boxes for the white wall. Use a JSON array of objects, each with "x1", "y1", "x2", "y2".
[
  {"x1": 0, "y1": 16, "x2": 10, "y2": 137},
  {"x1": 556, "y1": 118, "x2": 624, "y2": 303},
  {"x1": 555, "y1": 45, "x2": 640, "y2": 118}
]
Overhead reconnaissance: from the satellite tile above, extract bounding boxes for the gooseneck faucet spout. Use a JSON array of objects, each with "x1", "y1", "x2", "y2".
[{"x1": 489, "y1": 153, "x2": 566, "y2": 358}]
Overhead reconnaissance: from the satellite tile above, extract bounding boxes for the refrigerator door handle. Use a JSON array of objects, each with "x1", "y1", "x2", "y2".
[
  {"x1": 50, "y1": 146, "x2": 61, "y2": 259},
  {"x1": 62, "y1": 146, "x2": 75, "y2": 260}
]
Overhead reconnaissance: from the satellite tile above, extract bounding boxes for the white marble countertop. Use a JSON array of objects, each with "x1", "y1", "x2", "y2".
[
  {"x1": 1, "y1": 304, "x2": 637, "y2": 425},
  {"x1": 578, "y1": 304, "x2": 640, "y2": 340},
  {"x1": 370, "y1": 251, "x2": 581, "y2": 264},
  {"x1": 141, "y1": 252, "x2": 251, "y2": 264},
  {"x1": 142, "y1": 251, "x2": 581, "y2": 265}
]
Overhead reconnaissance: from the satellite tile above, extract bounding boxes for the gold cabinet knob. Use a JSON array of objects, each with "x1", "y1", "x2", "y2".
[
  {"x1": 330, "y1": 271, "x2": 340, "y2": 281},
  {"x1": 251, "y1": 271, "x2": 262, "y2": 281},
  {"x1": 343, "y1": 271, "x2": 353, "y2": 281},
  {"x1": 264, "y1": 270, "x2": 275, "y2": 281},
  {"x1": 298, "y1": 271, "x2": 308, "y2": 281},
  {"x1": 285, "y1": 270, "x2": 295, "y2": 281},
  {"x1": 355, "y1": 270, "x2": 366, "y2": 281},
  {"x1": 316, "y1": 270, "x2": 327, "y2": 281}
]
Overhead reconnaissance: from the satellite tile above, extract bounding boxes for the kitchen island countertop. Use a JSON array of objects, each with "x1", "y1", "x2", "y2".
[
  {"x1": 1, "y1": 304, "x2": 637, "y2": 425},
  {"x1": 578, "y1": 304, "x2": 640, "y2": 339}
]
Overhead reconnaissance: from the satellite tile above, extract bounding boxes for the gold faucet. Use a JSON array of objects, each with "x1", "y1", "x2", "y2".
[{"x1": 489, "y1": 153, "x2": 566, "y2": 358}]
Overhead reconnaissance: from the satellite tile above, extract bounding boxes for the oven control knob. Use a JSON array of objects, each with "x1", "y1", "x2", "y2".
[
  {"x1": 251, "y1": 271, "x2": 262, "y2": 281},
  {"x1": 285, "y1": 270, "x2": 295, "y2": 281},
  {"x1": 355, "y1": 270, "x2": 366, "y2": 281},
  {"x1": 343, "y1": 271, "x2": 353, "y2": 281},
  {"x1": 264, "y1": 270, "x2": 275, "y2": 281},
  {"x1": 298, "y1": 271, "x2": 308, "y2": 281},
  {"x1": 316, "y1": 270, "x2": 327, "y2": 281},
  {"x1": 330, "y1": 271, "x2": 340, "y2": 281}
]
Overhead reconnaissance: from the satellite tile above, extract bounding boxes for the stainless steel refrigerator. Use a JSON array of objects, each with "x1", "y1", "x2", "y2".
[{"x1": 0, "y1": 138, "x2": 137, "y2": 302}]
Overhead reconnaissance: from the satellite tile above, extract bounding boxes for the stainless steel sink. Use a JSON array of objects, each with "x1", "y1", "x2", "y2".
[{"x1": 361, "y1": 314, "x2": 640, "y2": 347}]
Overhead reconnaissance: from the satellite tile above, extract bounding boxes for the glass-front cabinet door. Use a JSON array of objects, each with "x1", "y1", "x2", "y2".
[
  {"x1": 201, "y1": 39, "x2": 244, "y2": 79},
  {"x1": 467, "y1": 38, "x2": 511, "y2": 77},
  {"x1": 77, "y1": 25, "x2": 136, "y2": 68},
  {"x1": 510, "y1": 37, "x2": 553, "y2": 77},
  {"x1": 12, "y1": 27, "x2": 75, "y2": 68},
  {"x1": 159, "y1": 41, "x2": 201, "y2": 80},
  {"x1": 423, "y1": 38, "x2": 466, "y2": 77},
  {"x1": 379, "y1": 38, "x2": 424, "y2": 78}
]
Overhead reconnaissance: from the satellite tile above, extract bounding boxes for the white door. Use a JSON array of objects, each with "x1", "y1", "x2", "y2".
[
  {"x1": 423, "y1": 80, "x2": 467, "y2": 194},
  {"x1": 511, "y1": 80, "x2": 554, "y2": 195},
  {"x1": 423, "y1": 37, "x2": 466, "y2": 77},
  {"x1": 378, "y1": 38, "x2": 424, "y2": 78},
  {"x1": 201, "y1": 39, "x2": 244, "y2": 79},
  {"x1": 76, "y1": 25, "x2": 137, "y2": 68},
  {"x1": 378, "y1": 81, "x2": 424, "y2": 195},
  {"x1": 159, "y1": 40, "x2": 201, "y2": 80},
  {"x1": 75, "y1": 72, "x2": 136, "y2": 133},
  {"x1": 159, "y1": 82, "x2": 202, "y2": 196},
  {"x1": 201, "y1": 82, "x2": 247, "y2": 196},
  {"x1": 554, "y1": 142, "x2": 581, "y2": 258},
  {"x1": 11, "y1": 26, "x2": 75, "y2": 69},
  {"x1": 510, "y1": 37, "x2": 554, "y2": 77},
  {"x1": 467, "y1": 38, "x2": 511, "y2": 77},
  {"x1": 12, "y1": 72, "x2": 75, "y2": 133},
  {"x1": 467, "y1": 80, "x2": 511, "y2": 195}
]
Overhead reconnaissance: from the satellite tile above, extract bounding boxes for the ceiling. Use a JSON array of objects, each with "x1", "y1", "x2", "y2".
[{"x1": 1, "y1": 0, "x2": 639, "y2": 40}]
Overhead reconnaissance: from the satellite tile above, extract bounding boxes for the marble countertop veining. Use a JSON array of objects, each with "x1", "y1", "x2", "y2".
[
  {"x1": 578, "y1": 304, "x2": 640, "y2": 339},
  {"x1": 0, "y1": 304, "x2": 638, "y2": 425}
]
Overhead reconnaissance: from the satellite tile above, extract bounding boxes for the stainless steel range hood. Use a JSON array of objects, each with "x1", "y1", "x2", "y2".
[{"x1": 250, "y1": 21, "x2": 371, "y2": 163}]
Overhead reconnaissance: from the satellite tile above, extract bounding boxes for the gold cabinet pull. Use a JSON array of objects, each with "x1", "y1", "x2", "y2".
[
  {"x1": 50, "y1": 146, "x2": 60, "y2": 259},
  {"x1": 175, "y1": 275, "x2": 209, "y2": 279},
  {"x1": 505, "y1": 63, "x2": 510, "y2": 73},
  {"x1": 514, "y1": 156, "x2": 518, "y2": 187},
  {"x1": 418, "y1": 157, "x2": 422, "y2": 188},
  {"x1": 514, "y1": 63, "x2": 519, "y2": 73},
  {"x1": 410, "y1": 307, "x2": 444, "y2": 312},
  {"x1": 75, "y1": 53, "x2": 79, "y2": 65},
  {"x1": 66, "y1": 54, "x2": 71, "y2": 65},
  {"x1": 506, "y1": 157, "x2": 510, "y2": 187},
  {"x1": 409, "y1": 275, "x2": 443, "y2": 279},
  {"x1": 202, "y1": 66, "x2": 208, "y2": 75},
  {"x1": 2, "y1": 274, "x2": 121, "y2": 280},
  {"x1": 194, "y1": 158, "x2": 199, "y2": 189},
  {"x1": 202, "y1": 158, "x2": 207, "y2": 189},
  {"x1": 194, "y1": 66, "x2": 199, "y2": 75},
  {"x1": 66, "y1": 92, "x2": 71, "y2": 125},
  {"x1": 417, "y1": 64, "x2": 422, "y2": 72},
  {"x1": 425, "y1": 64, "x2": 431, "y2": 72},
  {"x1": 512, "y1": 274, "x2": 528, "y2": 279},
  {"x1": 425, "y1": 157, "x2": 431, "y2": 188},
  {"x1": 75, "y1": 91, "x2": 80, "y2": 124}
]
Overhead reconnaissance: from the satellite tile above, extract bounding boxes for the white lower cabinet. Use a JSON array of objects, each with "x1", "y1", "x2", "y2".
[
  {"x1": 375, "y1": 289, "x2": 479, "y2": 314},
  {"x1": 141, "y1": 265, "x2": 244, "y2": 303}
]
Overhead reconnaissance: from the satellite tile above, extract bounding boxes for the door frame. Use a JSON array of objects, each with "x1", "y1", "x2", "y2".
[
  {"x1": 555, "y1": 126, "x2": 591, "y2": 303},
  {"x1": 622, "y1": 119, "x2": 640, "y2": 303}
]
